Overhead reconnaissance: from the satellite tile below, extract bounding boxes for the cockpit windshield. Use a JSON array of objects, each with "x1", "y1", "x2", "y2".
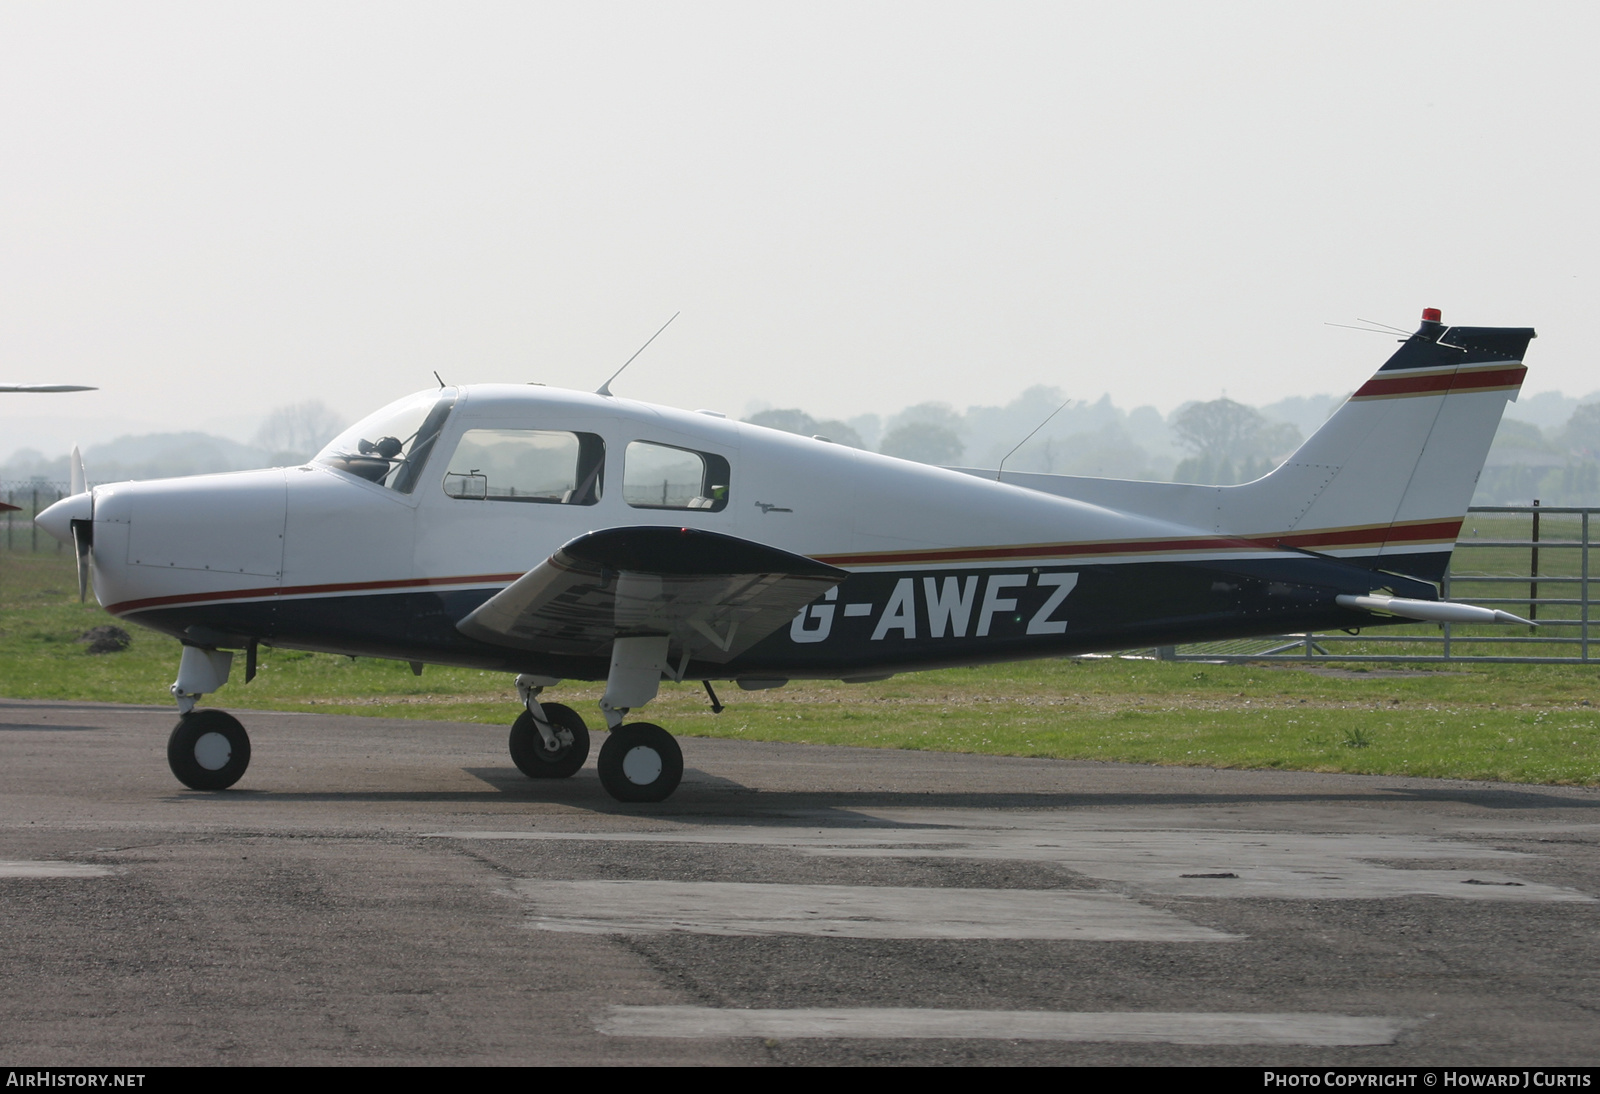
[{"x1": 314, "y1": 388, "x2": 458, "y2": 493}]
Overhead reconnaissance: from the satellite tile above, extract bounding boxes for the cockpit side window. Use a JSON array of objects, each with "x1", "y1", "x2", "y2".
[
  {"x1": 623, "y1": 441, "x2": 730, "y2": 511},
  {"x1": 443, "y1": 429, "x2": 605, "y2": 505},
  {"x1": 315, "y1": 389, "x2": 458, "y2": 494}
]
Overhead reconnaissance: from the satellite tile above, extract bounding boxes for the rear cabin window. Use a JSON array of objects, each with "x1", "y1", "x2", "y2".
[
  {"x1": 623, "y1": 441, "x2": 730, "y2": 511},
  {"x1": 443, "y1": 429, "x2": 604, "y2": 504}
]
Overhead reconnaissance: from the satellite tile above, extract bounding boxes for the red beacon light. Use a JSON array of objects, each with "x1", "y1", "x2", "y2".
[{"x1": 1422, "y1": 307, "x2": 1442, "y2": 323}]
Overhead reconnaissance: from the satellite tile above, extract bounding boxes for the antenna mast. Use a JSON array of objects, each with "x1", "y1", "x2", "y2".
[
  {"x1": 597, "y1": 312, "x2": 680, "y2": 397},
  {"x1": 996, "y1": 398, "x2": 1071, "y2": 481}
]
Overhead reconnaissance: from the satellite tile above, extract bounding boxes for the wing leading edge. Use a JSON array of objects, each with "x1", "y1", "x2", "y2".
[{"x1": 456, "y1": 526, "x2": 847, "y2": 663}]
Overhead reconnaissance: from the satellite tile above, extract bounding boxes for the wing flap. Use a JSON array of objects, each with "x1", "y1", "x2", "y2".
[{"x1": 457, "y1": 526, "x2": 846, "y2": 662}]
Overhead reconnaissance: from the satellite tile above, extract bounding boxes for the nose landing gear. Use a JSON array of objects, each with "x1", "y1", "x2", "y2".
[
  {"x1": 168, "y1": 709, "x2": 251, "y2": 791},
  {"x1": 166, "y1": 645, "x2": 253, "y2": 791}
]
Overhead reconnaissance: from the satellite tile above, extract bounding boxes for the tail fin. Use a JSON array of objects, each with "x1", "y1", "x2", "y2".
[
  {"x1": 1245, "y1": 308, "x2": 1533, "y2": 581},
  {"x1": 977, "y1": 308, "x2": 1533, "y2": 585}
]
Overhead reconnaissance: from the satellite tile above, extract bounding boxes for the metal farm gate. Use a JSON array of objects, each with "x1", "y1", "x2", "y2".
[{"x1": 1157, "y1": 504, "x2": 1595, "y2": 665}]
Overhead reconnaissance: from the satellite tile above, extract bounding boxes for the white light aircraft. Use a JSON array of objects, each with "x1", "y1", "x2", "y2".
[{"x1": 35, "y1": 310, "x2": 1534, "y2": 802}]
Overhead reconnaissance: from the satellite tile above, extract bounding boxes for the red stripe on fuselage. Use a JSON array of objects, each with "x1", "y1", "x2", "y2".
[
  {"x1": 813, "y1": 518, "x2": 1461, "y2": 567},
  {"x1": 107, "y1": 519, "x2": 1463, "y2": 614}
]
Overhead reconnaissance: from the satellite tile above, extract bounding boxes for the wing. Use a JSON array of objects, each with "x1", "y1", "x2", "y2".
[{"x1": 456, "y1": 526, "x2": 847, "y2": 664}]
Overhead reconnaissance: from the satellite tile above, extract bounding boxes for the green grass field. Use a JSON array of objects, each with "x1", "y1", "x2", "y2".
[{"x1": 3, "y1": 551, "x2": 1598, "y2": 785}]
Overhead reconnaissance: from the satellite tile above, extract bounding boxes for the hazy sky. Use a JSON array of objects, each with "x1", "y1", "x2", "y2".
[{"x1": 2, "y1": 2, "x2": 1596, "y2": 453}]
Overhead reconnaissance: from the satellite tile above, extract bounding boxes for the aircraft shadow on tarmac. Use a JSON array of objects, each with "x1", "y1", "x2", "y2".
[
  {"x1": 0, "y1": 700, "x2": 173, "y2": 715},
  {"x1": 150, "y1": 765, "x2": 1600, "y2": 820}
]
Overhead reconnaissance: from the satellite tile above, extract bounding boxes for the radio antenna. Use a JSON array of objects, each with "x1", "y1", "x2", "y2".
[
  {"x1": 597, "y1": 312, "x2": 680, "y2": 397},
  {"x1": 996, "y1": 397, "x2": 1071, "y2": 481}
]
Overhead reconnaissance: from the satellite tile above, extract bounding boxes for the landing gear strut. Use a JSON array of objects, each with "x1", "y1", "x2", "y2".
[{"x1": 592, "y1": 636, "x2": 684, "y2": 803}]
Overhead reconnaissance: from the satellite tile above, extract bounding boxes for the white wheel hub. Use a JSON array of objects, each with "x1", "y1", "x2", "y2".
[
  {"x1": 193, "y1": 731, "x2": 232, "y2": 771},
  {"x1": 621, "y1": 745, "x2": 663, "y2": 785}
]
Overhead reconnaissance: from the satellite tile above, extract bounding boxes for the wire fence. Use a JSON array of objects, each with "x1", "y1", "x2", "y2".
[
  {"x1": 5, "y1": 486, "x2": 1592, "y2": 663},
  {"x1": 1, "y1": 481, "x2": 77, "y2": 555}
]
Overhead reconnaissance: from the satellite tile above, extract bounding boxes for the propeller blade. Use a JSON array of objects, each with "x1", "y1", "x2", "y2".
[
  {"x1": 70, "y1": 445, "x2": 85, "y2": 496},
  {"x1": 71, "y1": 519, "x2": 92, "y2": 603}
]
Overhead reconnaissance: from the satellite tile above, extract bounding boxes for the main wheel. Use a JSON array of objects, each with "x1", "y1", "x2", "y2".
[
  {"x1": 167, "y1": 709, "x2": 251, "y2": 791},
  {"x1": 509, "y1": 702, "x2": 590, "y2": 779},
  {"x1": 597, "y1": 723, "x2": 683, "y2": 803}
]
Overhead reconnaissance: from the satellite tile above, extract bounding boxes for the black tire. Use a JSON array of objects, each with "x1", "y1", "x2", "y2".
[
  {"x1": 167, "y1": 709, "x2": 251, "y2": 791},
  {"x1": 597, "y1": 723, "x2": 683, "y2": 803},
  {"x1": 509, "y1": 702, "x2": 590, "y2": 779}
]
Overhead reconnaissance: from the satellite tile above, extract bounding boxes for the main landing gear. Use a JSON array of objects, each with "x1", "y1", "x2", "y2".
[
  {"x1": 510, "y1": 675, "x2": 591, "y2": 779},
  {"x1": 505, "y1": 705, "x2": 683, "y2": 804},
  {"x1": 596, "y1": 722, "x2": 683, "y2": 803},
  {"x1": 510, "y1": 637, "x2": 687, "y2": 804}
]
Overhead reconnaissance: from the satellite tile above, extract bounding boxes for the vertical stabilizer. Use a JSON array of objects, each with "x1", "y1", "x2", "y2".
[
  {"x1": 961, "y1": 308, "x2": 1533, "y2": 584},
  {"x1": 1240, "y1": 308, "x2": 1534, "y2": 580}
]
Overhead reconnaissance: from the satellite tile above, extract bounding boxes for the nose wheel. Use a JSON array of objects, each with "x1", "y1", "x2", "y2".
[
  {"x1": 167, "y1": 709, "x2": 251, "y2": 790},
  {"x1": 597, "y1": 723, "x2": 683, "y2": 803}
]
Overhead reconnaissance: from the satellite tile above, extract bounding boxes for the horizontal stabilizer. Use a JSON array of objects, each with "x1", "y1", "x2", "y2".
[
  {"x1": 1336, "y1": 593, "x2": 1533, "y2": 627},
  {"x1": 457, "y1": 526, "x2": 846, "y2": 662}
]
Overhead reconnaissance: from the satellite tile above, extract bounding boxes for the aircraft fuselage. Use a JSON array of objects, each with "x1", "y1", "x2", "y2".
[{"x1": 83, "y1": 384, "x2": 1432, "y2": 683}]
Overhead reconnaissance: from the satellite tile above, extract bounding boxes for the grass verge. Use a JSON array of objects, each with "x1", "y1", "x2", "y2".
[{"x1": 4, "y1": 552, "x2": 1598, "y2": 785}]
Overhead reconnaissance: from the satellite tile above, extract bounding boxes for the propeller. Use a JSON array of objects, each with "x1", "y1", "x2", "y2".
[
  {"x1": 71, "y1": 518, "x2": 91, "y2": 602},
  {"x1": 69, "y1": 445, "x2": 91, "y2": 602}
]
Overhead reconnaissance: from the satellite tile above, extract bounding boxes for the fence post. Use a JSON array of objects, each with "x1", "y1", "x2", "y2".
[
  {"x1": 1529, "y1": 499, "x2": 1540, "y2": 627},
  {"x1": 30, "y1": 487, "x2": 38, "y2": 553},
  {"x1": 1442, "y1": 564, "x2": 1452, "y2": 660},
  {"x1": 1584, "y1": 510, "x2": 1591, "y2": 663}
]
